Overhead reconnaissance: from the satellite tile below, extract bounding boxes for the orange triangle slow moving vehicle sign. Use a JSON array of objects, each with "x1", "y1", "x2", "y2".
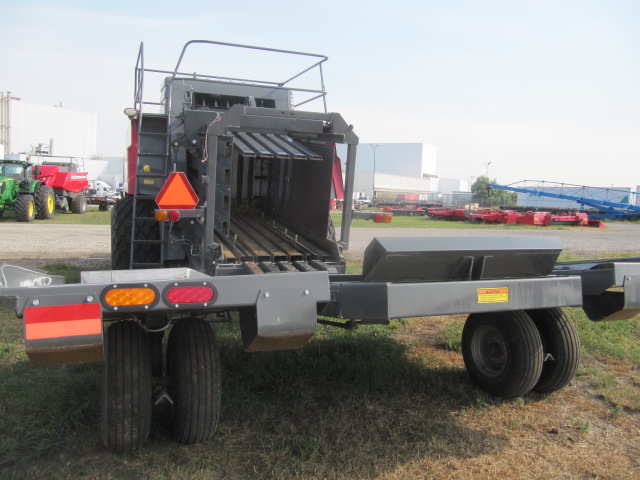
[{"x1": 155, "y1": 172, "x2": 199, "y2": 209}]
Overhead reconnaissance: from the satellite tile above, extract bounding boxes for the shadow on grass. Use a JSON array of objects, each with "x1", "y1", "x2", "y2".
[{"x1": 1, "y1": 322, "x2": 508, "y2": 479}]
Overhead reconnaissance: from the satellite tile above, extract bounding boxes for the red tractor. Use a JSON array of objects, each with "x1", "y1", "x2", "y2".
[{"x1": 34, "y1": 161, "x2": 89, "y2": 214}]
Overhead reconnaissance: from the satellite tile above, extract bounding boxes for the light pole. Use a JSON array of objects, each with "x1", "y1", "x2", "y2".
[
  {"x1": 483, "y1": 161, "x2": 492, "y2": 178},
  {"x1": 369, "y1": 144, "x2": 378, "y2": 199}
]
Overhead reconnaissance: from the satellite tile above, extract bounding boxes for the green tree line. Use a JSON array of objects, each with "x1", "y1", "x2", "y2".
[{"x1": 471, "y1": 176, "x2": 517, "y2": 205}]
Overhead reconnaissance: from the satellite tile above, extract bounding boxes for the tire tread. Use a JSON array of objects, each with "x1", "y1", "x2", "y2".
[
  {"x1": 169, "y1": 318, "x2": 221, "y2": 444},
  {"x1": 101, "y1": 321, "x2": 152, "y2": 452}
]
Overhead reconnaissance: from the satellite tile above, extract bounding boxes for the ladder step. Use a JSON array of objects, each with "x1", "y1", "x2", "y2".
[
  {"x1": 133, "y1": 239, "x2": 163, "y2": 245},
  {"x1": 139, "y1": 132, "x2": 168, "y2": 137}
]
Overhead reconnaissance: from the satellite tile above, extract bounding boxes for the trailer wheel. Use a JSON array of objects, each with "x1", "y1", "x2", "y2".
[
  {"x1": 15, "y1": 194, "x2": 35, "y2": 222},
  {"x1": 168, "y1": 317, "x2": 221, "y2": 444},
  {"x1": 462, "y1": 311, "x2": 543, "y2": 398},
  {"x1": 35, "y1": 185, "x2": 55, "y2": 219},
  {"x1": 70, "y1": 193, "x2": 87, "y2": 214},
  {"x1": 101, "y1": 321, "x2": 152, "y2": 452},
  {"x1": 527, "y1": 308, "x2": 580, "y2": 394}
]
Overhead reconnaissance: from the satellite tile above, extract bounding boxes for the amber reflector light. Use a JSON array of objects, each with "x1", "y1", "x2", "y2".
[{"x1": 104, "y1": 288, "x2": 156, "y2": 306}]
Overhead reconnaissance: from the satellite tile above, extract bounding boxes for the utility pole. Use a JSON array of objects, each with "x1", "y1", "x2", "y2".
[
  {"x1": 483, "y1": 161, "x2": 492, "y2": 178},
  {"x1": 369, "y1": 144, "x2": 378, "y2": 199}
]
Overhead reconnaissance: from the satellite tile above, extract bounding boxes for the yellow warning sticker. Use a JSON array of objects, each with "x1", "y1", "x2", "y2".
[
  {"x1": 143, "y1": 179, "x2": 155, "y2": 184},
  {"x1": 478, "y1": 287, "x2": 509, "y2": 304}
]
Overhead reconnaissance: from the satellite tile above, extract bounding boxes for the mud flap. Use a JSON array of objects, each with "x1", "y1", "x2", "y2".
[
  {"x1": 24, "y1": 301, "x2": 104, "y2": 367},
  {"x1": 240, "y1": 287, "x2": 318, "y2": 352}
]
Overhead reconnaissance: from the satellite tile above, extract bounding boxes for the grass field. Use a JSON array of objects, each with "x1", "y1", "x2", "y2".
[
  {"x1": 0, "y1": 206, "x2": 111, "y2": 225},
  {"x1": 1, "y1": 260, "x2": 640, "y2": 479}
]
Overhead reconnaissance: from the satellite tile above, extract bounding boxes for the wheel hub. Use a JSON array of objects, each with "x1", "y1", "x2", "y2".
[{"x1": 471, "y1": 325, "x2": 508, "y2": 377}]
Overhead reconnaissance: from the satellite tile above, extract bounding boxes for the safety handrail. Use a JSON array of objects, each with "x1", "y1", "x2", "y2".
[{"x1": 166, "y1": 40, "x2": 329, "y2": 115}]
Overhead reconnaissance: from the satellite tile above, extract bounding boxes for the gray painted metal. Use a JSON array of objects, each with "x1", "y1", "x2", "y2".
[
  {"x1": 340, "y1": 144, "x2": 357, "y2": 248},
  {"x1": 362, "y1": 236, "x2": 563, "y2": 283},
  {"x1": 81, "y1": 267, "x2": 210, "y2": 283},
  {"x1": 322, "y1": 276, "x2": 583, "y2": 321},
  {"x1": 255, "y1": 286, "x2": 317, "y2": 336},
  {"x1": 231, "y1": 132, "x2": 322, "y2": 161},
  {"x1": 553, "y1": 259, "x2": 640, "y2": 321},
  {"x1": 164, "y1": 40, "x2": 328, "y2": 115},
  {"x1": 0, "y1": 263, "x2": 64, "y2": 288},
  {"x1": 0, "y1": 266, "x2": 330, "y2": 318}
]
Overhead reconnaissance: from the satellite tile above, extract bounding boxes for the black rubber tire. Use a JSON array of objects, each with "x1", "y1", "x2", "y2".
[
  {"x1": 462, "y1": 311, "x2": 543, "y2": 398},
  {"x1": 70, "y1": 193, "x2": 87, "y2": 214},
  {"x1": 101, "y1": 321, "x2": 152, "y2": 453},
  {"x1": 15, "y1": 194, "x2": 35, "y2": 222},
  {"x1": 168, "y1": 317, "x2": 221, "y2": 444},
  {"x1": 111, "y1": 196, "x2": 160, "y2": 270},
  {"x1": 35, "y1": 185, "x2": 55, "y2": 219},
  {"x1": 527, "y1": 308, "x2": 581, "y2": 394},
  {"x1": 111, "y1": 196, "x2": 133, "y2": 269}
]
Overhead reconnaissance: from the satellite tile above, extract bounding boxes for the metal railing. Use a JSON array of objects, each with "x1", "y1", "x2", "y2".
[{"x1": 133, "y1": 39, "x2": 330, "y2": 117}]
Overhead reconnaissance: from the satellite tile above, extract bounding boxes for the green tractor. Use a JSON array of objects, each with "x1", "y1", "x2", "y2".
[{"x1": 0, "y1": 159, "x2": 55, "y2": 222}]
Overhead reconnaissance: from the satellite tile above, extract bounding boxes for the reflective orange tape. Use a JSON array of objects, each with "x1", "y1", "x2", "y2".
[
  {"x1": 26, "y1": 319, "x2": 102, "y2": 340},
  {"x1": 24, "y1": 303, "x2": 102, "y2": 340}
]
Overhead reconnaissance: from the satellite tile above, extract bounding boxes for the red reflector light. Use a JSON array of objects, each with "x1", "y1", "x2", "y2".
[
  {"x1": 166, "y1": 286, "x2": 214, "y2": 304},
  {"x1": 373, "y1": 213, "x2": 384, "y2": 223},
  {"x1": 168, "y1": 210, "x2": 180, "y2": 222}
]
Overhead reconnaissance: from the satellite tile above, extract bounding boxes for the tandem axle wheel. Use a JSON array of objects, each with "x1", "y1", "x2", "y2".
[
  {"x1": 100, "y1": 317, "x2": 221, "y2": 452},
  {"x1": 462, "y1": 308, "x2": 580, "y2": 398}
]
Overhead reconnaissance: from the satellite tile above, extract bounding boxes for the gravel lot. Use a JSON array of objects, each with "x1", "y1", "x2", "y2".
[{"x1": 1, "y1": 222, "x2": 639, "y2": 266}]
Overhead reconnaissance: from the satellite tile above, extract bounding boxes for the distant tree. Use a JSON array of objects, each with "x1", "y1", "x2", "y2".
[{"x1": 471, "y1": 176, "x2": 517, "y2": 205}]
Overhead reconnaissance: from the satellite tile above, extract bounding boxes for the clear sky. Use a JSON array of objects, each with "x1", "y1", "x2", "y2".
[{"x1": 2, "y1": 0, "x2": 638, "y2": 187}]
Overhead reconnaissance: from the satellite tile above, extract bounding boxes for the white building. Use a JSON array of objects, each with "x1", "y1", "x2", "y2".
[
  {"x1": 1, "y1": 93, "x2": 97, "y2": 157},
  {"x1": 339, "y1": 142, "x2": 441, "y2": 199},
  {"x1": 338, "y1": 142, "x2": 471, "y2": 203},
  {"x1": 1, "y1": 92, "x2": 124, "y2": 188}
]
